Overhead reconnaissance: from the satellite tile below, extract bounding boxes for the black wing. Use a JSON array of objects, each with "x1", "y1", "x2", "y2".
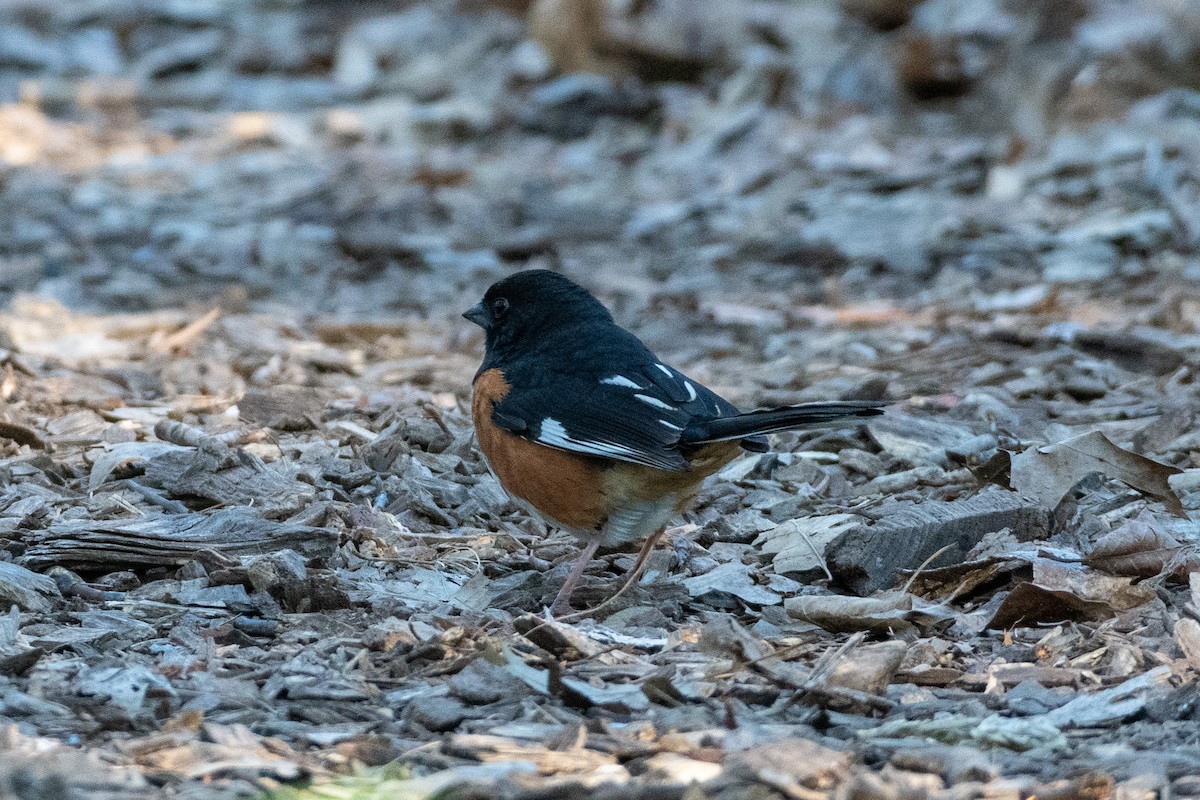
[{"x1": 492, "y1": 358, "x2": 738, "y2": 472}]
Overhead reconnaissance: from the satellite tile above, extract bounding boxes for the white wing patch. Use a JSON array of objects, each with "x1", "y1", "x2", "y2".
[
  {"x1": 652, "y1": 363, "x2": 701, "y2": 405},
  {"x1": 538, "y1": 418, "x2": 642, "y2": 459},
  {"x1": 635, "y1": 394, "x2": 675, "y2": 411},
  {"x1": 659, "y1": 420, "x2": 683, "y2": 431},
  {"x1": 601, "y1": 375, "x2": 642, "y2": 389}
]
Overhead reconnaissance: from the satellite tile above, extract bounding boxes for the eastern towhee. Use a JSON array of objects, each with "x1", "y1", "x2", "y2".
[{"x1": 464, "y1": 270, "x2": 886, "y2": 614}]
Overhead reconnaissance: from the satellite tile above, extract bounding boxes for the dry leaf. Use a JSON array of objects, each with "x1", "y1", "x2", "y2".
[
  {"x1": 1031, "y1": 559, "x2": 1156, "y2": 611},
  {"x1": 785, "y1": 591, "x2": 916, "y2": 635},
  {"x1": 900, "y1": 554, "x2": 1030, "y2": 601},
  {"x1": 1043, "y1": 667, "x2": 1173, "y2": 728},
  {"x1": 89, "y1": 441, "x2": 186, "y2": 490},
  {"x1": 0, "y1": 420, "x2": 46, "y2": 449},
  {"x1": 754, "y1": 514, "x2": 860, "y2": 576},
  {"x1": 986, "y1": 558, "x2": 1156, "y2": 630},
  {"x1": 1010, "y1": 431, "x2": 1184, "y2": 515},
  {"x1": 725, "y1": 738, "x2": 849, "y2": 794},
  {"x1": 987, "y1": 583, "x2": 1118, "y2": 630},
  {"x1": 1175, "y1": 619, "x2": 1200, "y2": 670},
  {"x1": 682, "y1": 561, "x2": 781, "y2": 606},
  {"x1": 699, "y1": 614, "x2": 775, "y2": 662},
  {"x1": 1084, "y1": 511, "x2": 1200, "y2": 579}
]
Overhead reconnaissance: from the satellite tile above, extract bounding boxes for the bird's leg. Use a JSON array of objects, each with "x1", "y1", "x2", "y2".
[
  {"x1": 567, "y1": 527, "x2": 668, "y2": 618},
  {"x1": 626, "y1": 526, "x2": 667, "y2": 586},
  {"x1": 549, "y1": 528, "x2": 672, "y2": 621},
  {"x1": 549, "y1": 538, "x2": 600, "y2": 616}
]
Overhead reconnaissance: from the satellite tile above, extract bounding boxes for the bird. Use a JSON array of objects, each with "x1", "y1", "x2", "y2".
[{"x1": 463, "y1": 270, "x2": 887, "y2": 615}]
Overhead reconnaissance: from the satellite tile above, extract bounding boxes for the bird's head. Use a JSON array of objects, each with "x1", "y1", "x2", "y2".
[{"x1": 464, "y1": 270, "x2": 612, "y2": 358}]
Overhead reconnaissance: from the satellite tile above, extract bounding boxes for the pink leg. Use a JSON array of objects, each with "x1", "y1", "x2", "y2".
[
  {"x1": 570, "y1": 528, "x2": 669, "y2": 617},
  {"x1": 626, "y1": 527, "x2": 667, "y2": 585},
  {"x1": 549, "y1": 539, "x2": 600, "y2": 616}
]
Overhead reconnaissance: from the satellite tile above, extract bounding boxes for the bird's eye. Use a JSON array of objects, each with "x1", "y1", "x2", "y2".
[{"x1": 491, "y1": 297, "x2": 510, "y2": 319}]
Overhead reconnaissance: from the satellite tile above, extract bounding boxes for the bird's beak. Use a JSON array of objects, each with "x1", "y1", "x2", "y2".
[{"x1": 462, "y1": 302, "x2": 488, "y2": 328}]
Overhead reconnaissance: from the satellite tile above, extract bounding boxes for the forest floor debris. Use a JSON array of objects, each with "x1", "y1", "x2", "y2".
[{"x1": 0, "y1": 1, "x2": 1198, "y2": 798}]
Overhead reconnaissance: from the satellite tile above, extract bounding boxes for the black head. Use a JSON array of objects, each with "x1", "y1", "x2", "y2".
[{"x1": 463, "y1": 270, "x2": 613, "y2": 359}]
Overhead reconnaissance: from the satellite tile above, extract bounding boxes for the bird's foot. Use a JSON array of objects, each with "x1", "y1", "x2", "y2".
[
  {"x1": 547, "y1": 539, "x2": 600, "y2": 618},
  {"x1": 547, "y1": 598, "x2": 575, "y2": 618}
]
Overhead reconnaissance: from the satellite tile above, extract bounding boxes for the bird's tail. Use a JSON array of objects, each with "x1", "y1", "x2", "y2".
[{"x1": 679, "y1": 400, "x2": 888, "y2": 447}]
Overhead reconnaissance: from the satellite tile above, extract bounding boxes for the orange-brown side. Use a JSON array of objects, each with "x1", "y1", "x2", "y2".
[{"x1": 471, "y1": 368, "x2": 609, "y2": 531}]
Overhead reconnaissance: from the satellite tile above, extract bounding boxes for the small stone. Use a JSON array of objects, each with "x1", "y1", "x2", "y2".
[
  {"x1": 334, "y1": 6, "x2": 450, "y2": 94},
  {"x1": 1062, "y1": 374, "x2": 1108, "y2": 401},
  {"x1": 0, "y1": 27, "x2": 64, "y2": 71},
  {"x1": 132, "y1": 30, "x2": 224, "y2": 81},
  {"x1": 910, "y1": 0, "x2": 1013, "y2": 38},
  {"x1": 642, "y1": 753, "x2": 722, "y2": 784},
  {"x1": 509, "y1": 40, "x2": 552, "y2": 81},
  {"x1": 406, "y1": 695, "x2": 470, "y2": 732},
  {"x1": 408, "y1": 100, "x2": 495, "y2": 143},
  {"x1": 0, "y1": 562, "x2": 60, "y2": 613},
  {"x1": 76, "y1": 664, "x2": 178, "y2": 723},
  {"x1": 244, "y1": 549, "x2": 308, "y2": 593},
  {"x1": 520, "y1": 74, "x2": 657, "y2": 139},
  {"x1": 840, "y1": 448, "x2": 885, "y2": 476},
  {"x1": 1059, "y1": 210, "x2": 1176, "y2": 252},
  {"x1": 449, "y1": 657, "x2": 534, "y2": 705},
  {"x1": 726, "y1": 737, "x2": 849, "y2": 792},
  {"x1": 176, "y1": 561, "x2": 208, "y2": 581},
  {"x1": 890, "y1": 744, "x2": 996, "y2": 783},
  {"x1": 95, "y1": 571, "x2": 140, "y2": 591},
  {"x1": 1042, "y1": 241, "x2": 1120, "y2": 283},
  {"x1": 827, "y1": 640, "x2": 908, "y2": 694},
  {"x1": 841, "y1": 0, "x2": 924, "y2": 31},
  {"x1": 802, "y1": 191, "x2": 948, "y2": 275}
]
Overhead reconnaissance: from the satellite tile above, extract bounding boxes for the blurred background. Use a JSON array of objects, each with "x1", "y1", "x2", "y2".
[{"x1": 0, "y1": 0, "x2": 1196, "y2": 326}]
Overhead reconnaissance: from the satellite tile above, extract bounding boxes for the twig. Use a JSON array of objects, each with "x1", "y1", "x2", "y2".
[
  {"x1": 123, "y1": 479, "x2": 189, "y2": 514},
  {"x1": 154, "y1": 419, "x2": 230, "y2": 450},
  {"x1": 153, "y1": 307, "x2": 221, "y2": 354},
  {"x1": 901, "y1": 543, "x2": 956, "y2": 595}
]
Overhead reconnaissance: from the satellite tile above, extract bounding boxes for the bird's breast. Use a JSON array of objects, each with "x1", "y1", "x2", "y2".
[{"x1": 472, "y1": 368, "x2": 609, "y2": 531}]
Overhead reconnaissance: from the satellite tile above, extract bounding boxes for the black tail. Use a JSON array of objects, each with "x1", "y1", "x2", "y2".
[{"x1": 680, "y1": 401, "x2": 888, "y2": 447}]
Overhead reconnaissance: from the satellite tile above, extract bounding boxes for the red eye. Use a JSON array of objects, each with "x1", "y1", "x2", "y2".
[{"x1": 491, "y1": 297, "x2": 510, "y2": 319}]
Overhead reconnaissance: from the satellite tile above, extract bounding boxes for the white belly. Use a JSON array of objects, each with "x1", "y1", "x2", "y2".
[{"x1": 599, "y1": 494, "x2": 679, "y2": 548}]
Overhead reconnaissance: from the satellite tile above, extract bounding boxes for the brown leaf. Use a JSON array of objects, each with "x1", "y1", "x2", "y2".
[
  {"x1": 987, "y1": 582, "x2": 1118, "y2": 630},
  {"x1": 1084, "y1": 511, "x2": 1200, "y2": 579},
  {"x1": 1011, "y1": 431, "x2": 1184, "y2": 515},
  {"x1": 0, "y1": 420, "x2": 46, "y2": 449},
  {"x1": 1175, "y1": 619, "x2": 1200, "y2": 670},
  {"x1": 1031, "y1": 559, "x2": 1155, "y2": 611},
  {"x1": 785, "y1": 591, "x2": 917, "y2": 635},
  {"x1": 986, "y1": 559, "x2": 1156, "y2": 629},
  {"x1": 900, "y1": 554, "x2": 1029, "y2": 602}
]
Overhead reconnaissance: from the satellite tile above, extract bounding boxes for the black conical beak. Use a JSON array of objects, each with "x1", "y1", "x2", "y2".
[{"x1": 463, "y1": 302, "x2": 488, "y2": 328}]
